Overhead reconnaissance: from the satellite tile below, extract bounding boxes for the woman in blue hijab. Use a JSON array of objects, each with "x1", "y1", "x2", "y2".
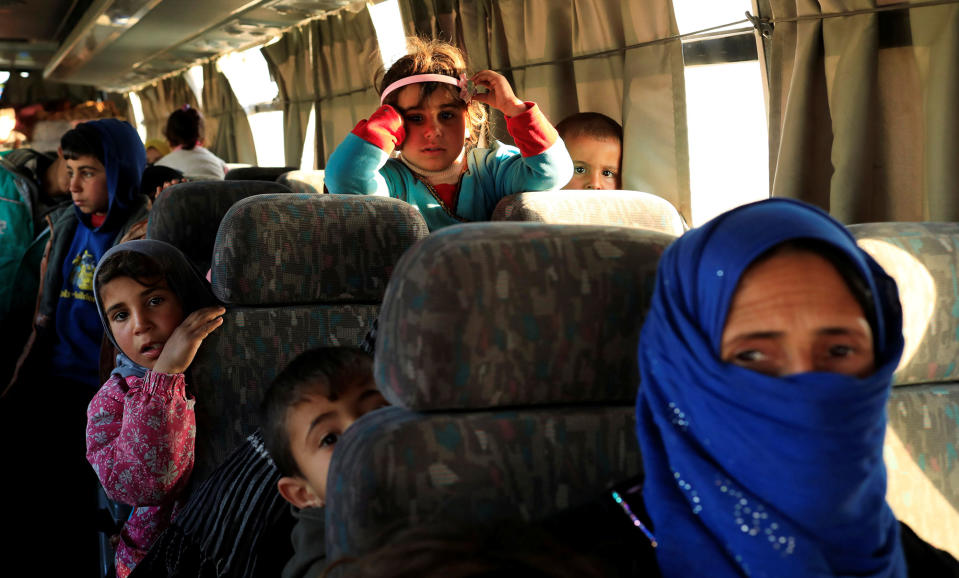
[{"x1": 635, "y1": 198, "x2": 955, "y2": 577}]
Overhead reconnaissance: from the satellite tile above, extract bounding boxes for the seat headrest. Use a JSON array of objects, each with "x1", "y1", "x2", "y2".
[
  {"x1": 375, "y1": 222, "x2": 674, "y2": 410},
  {"x1": 147, "y1": 180, "x2": 293, "y2": 272},
  {"x1": 849, "y1": 222, "x2": 959, "y2": 386},
  {"x1": 211, "y1": 193, "x2": 429, "y2": 305},
  {"x1": 278, "y1": 170, "x2": 325, "y2": 195},
  {"x1": 491, "y1": 190, "x2": 687, "y2": 236}
]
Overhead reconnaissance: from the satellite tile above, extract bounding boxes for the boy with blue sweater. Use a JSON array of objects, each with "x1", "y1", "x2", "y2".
[{"x1": 1, "y1": 118, "x2": 149, "y2": 571}]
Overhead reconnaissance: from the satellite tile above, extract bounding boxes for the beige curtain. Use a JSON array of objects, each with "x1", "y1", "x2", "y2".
[
  {"x1": 312, "y1": 5, "x2": 381, "y2": 166},
  {"x1": 767, "y1": 0, "x2": 959, "y2": 222},
  {"x1": 262, "y1": 24, "x2": 316, "y2": 167},
  {"x1": 201, "y1": 62, "x2": 257, "y2": 164},
  {"x1": 397, "y1": 0, "x2": 691, "y2": 220},
  {"x1": 136, "y1": 74, "x2": 199, "y2": 144}
]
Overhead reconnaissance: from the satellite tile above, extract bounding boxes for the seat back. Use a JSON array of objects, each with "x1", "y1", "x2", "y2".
[
  {"x1": 225, "y1": 166, "x2": 299, "y2": 181},
  {"x1": 278, "y1": 169, "x2": 325, "y2": 195},
  {"x1": 325, "y1": 222, "x2": 674, "y2": 564},
  {"x1": 146, "y1": 180, "x2": 292, "y2": 272},
  {"x1": 850, "y1": 222, "x2": 959, "y2": 557},
  {"x1": 187, "y1": 193, "x2": 429, "y2": 484},
  {"x1": 491, "y1": 190, "x2": 687, "y2": 236}
]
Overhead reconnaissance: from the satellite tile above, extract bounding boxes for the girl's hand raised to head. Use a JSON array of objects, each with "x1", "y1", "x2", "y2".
[
  {"x1": 152, "y1": 306, "x2": 226, "y2": 375},
  {"x1": 469, "y1": 70, "x2": 527, "y2": 118}
]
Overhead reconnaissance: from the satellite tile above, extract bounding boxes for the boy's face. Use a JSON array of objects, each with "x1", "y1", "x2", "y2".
[
  {"x1": 66, "y1": 154, "x2": 110, "y2": 216},
  {"x1": 563, "y1": 134, "x2": 622, "y2": 190},
  {"x1": 100, "y1": 276, "x2": 185, "y2": 369},
  {"x1": 277, "y1": 376, "x2": 387, "y2": 509}
]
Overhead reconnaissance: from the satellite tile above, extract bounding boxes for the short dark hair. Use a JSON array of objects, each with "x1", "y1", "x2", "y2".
[
  {"x1": 555, "y1": 112, "x2": 623, "y2": 144},
  {"x1": 260, "y1": 347, "x2": 374, "y2": 477},
  {"x1": 61, "y1": 122, "x2": 105, "y2": 164},
  {"x1": 95, "y1": 250, "x2": 165, "y2": 296},
  {"x1": 323, "y1": 521, "x2": 609, "y2": 578},
  {"x1": 164, "y1": 106, "x2": 204, "y2": 150}
]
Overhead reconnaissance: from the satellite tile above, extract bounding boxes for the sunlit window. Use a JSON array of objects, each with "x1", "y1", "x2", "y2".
[
  {"x1": 128, "y1": 91, "x2": 147, "y2": 144},
  {"x1": 185, "y1": 65, "x2": 204, "y2": 109},
  {"x1": 673, "y1": 0, "x2": 769, "y2": 226},
  {"x1": 301, "y1": 107, "x2": 316, "y2": 171},
  {"x1": 370, "y1": 0, "x2": 407, "y2": 70},
  {"x1": 218, "y1": 46, "x2": 283, "y2": 166}
]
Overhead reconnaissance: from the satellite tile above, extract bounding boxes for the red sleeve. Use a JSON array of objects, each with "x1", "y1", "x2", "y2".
[
  {"x1": 351, "y1": 104, "x2": 406, "y2": 152},
  {"x1": 86, "y1": 371, "x2": 196, "y2": 506},
  {"x1": 505, "y1": 102, "x2": 559, "y2": 157}
]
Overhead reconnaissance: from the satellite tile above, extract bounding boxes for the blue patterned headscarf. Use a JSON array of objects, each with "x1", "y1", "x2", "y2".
[
  {"x1": 636, "y1": 198, "x2": 906, "y2": 578},
  {"x1": 94, "y1": 240, "x2": 218, "y2": 379}
]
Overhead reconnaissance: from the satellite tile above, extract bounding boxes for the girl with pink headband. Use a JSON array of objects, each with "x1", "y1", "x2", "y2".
[{"x1": 325, "y1": 38, "x2": 572, "y2": 231}]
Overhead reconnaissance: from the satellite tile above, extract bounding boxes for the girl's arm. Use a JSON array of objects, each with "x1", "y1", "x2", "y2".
[
  {"x1": 86, "y1": 372, "x2": 196, "y2": 506},
  {"x1": 325, "y1": 105, "x2": 406, "y2": 197},
  {"x1": 470, "y1": 71, "x2": 574, "y2": 194}
]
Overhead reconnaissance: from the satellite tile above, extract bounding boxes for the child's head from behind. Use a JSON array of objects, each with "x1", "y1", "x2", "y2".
[
  {"x1": 261, "y1": 347, "x2": 385, "y2": 509},
  {"x1": 380, "y1": 38, "x2": 487, "y2": 171},
  {"x1": 61, "y1": 122, "x2": 109, "y2": 216},
  {"x1": 556, "y1": 113, "x2": 623, "y2": 190},
  {"x1": 165, "y1": 106, "x2": 204, "y2": 150},
  {"x1": 94, "y1": 240, "x2": 217, "y2": 371}
]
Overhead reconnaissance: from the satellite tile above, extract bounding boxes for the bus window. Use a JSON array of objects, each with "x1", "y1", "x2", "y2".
[
  {"x1": 674, "y1": 0, "x2": 769, "y2": 226},
  {"x1": 218, "y1": 46, "x2": 283, "y2": 167}
]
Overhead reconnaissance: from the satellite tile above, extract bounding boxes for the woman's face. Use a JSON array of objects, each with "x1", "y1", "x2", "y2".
[{"x1": 720, "y1": 249, "x2": 875, "y2": 378}]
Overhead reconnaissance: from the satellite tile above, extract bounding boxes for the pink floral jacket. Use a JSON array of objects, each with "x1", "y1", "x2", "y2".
[{"x1": 86, "y1": 370, "x2": 196, "y2": 578}]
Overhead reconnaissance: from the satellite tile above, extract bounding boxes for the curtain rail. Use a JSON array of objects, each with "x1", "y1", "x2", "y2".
[{"x1": 763, "y1": 0, "x2": 959, "y2": 25}]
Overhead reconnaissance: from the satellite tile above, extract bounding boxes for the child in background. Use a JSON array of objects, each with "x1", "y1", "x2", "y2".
[
  {"x1": 155, "y1": 106, "x2": 228, "y2": 180},
  {"x1": 555, "y1": 112, "x2": 623, "y2": 190},
  {"x1": 87, "y1": 239, "x2": 225, "y2": 577},
  {"x1": 325, "y1": 38, "x2": 572, "y2": 231},
  {"x1": 144, "y1": 138, "x2": 171, "y2": 165},
  {"x1": 260, "y1": 347, "x2": 388, "y2": 578}
]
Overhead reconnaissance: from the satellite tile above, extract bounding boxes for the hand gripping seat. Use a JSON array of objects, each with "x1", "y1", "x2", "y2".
[
  {"x1": 491, "y1": 189, "x2": 687, "y2": 236},
  {"x1": 324, "y1": 222, "x2": 675, "y2": 566},
  {"x1": 850, "y1": 222, "x2": 959, "y2": 557},
  {"x1": 187, "y1": 193, "x2": 429, "y2": 484},
  {"x1": 278, "y1": 169, "x2": 325, "y2": 195},
  {"x1": 146, "y1": 180, "x2": 293, "y2": 272}
]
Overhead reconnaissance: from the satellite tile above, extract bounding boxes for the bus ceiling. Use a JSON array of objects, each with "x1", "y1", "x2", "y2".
[{"x1": 0, "y1": 0, "x2": 354, "y2": 97}]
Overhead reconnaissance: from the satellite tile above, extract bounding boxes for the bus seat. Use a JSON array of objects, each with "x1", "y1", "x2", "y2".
[
  {"x1": 225, "y1": 166, "x2": 299, "y2": 181},
  {"x1": 146, "y1": 180, "x2": 293, "y2": 273},
  {"x1": 491, "y1": 190, "x2": 687, "y2": 236},
  {"x1": 188, "y1": 193, "x2": 429, "y2": 485},
  {"x1": 324, "y1": 222, "x2": 674, "y2": 565},
  {"x1": 850, "y1": 222, "x2": 959, "y2": 557},
  {"x1": 278, "y1": 169, "x2": 325, "y2": 195}
]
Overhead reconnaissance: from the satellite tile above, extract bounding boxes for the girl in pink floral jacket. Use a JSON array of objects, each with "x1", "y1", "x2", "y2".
[{"x1": 87, "y1": 240, "x2": 225, "y2": 577}]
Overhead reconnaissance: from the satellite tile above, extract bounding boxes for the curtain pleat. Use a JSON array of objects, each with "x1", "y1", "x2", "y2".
[
  {"x1": 767, "y1": 0, "x2": 959, "y2": 222},
  {"x1": 136, "y1": 74, "x2": 198, "y2": 144},
  {"x1": 262, "y1": 25, "x2": 316, "y2": 167},
  {"x1": 621, "y1": 1, "x2": 690, "y2": 220},
  {"x1": 313, "y1": 6, "x2": 381, "y2": 167},
  {"x1": 202, "y1": 62, "x2": 257, "y2": 164}
]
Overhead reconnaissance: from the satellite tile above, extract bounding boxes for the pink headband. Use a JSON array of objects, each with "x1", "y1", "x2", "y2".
[{"x1": 380, "y1": 73, "x2": 474, "y2": 105}]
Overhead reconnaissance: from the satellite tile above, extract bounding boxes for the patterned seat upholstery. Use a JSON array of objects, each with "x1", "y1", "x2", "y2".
[
  {"x1": 491, "y1": 190, "x2": 687, "y2": 236},
  {"x1": 278, "y1": 169, "x2": 325, "y2": 195},
  {"x1": 850, "y1": 222, "x2": 959, "y2": 557},
  {"x1": 225, "y1": 166, "x2": 299, "y2": 181},
  {"x1": 146, "y1": 180, "x2": 292, "y2": 272},
  {"x1": 325, "y1": 222, "x2": 674, "y2": 566},
  {"x1": 187, "y1": 193, "x2": 429, "y2": 484}
]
